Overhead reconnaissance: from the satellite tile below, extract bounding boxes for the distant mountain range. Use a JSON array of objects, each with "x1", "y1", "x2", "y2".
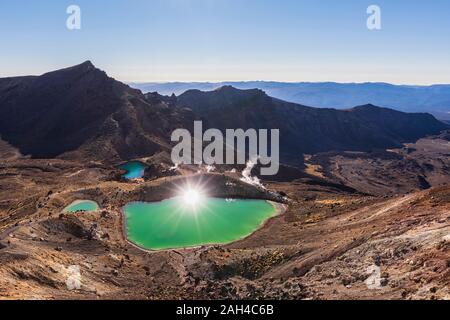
[
  {"x1": 0, "y1": 62, "x2": 448, "y2": 166},
  {"x1": 130, "y1": 81, "x2": 450, "y2": 120}
]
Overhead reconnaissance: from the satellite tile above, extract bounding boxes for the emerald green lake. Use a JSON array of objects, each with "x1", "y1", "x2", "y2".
[
  {"x1": 64, "y1": 200, "x2": 99, "y2": 213},
  {"x1": 119, "y1": 161, "x2": 146, "y2": 179},
  {"x1": 124, "y1": 198, "x2": 277, "y2": 250}
]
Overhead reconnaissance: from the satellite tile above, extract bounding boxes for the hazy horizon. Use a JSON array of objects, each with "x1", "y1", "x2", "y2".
[
  {"x1": 3, "y1": 61, "x2": 450, "y2": 87},
  {"x1": 128, "y1": 80, "x2": 450, "y2": 87}
]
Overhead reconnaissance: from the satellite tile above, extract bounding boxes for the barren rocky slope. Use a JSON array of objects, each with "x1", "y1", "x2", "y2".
[
  {"x1": 0, "y1": 131, "x2": 448, "y2": 300},
  {"x1": 309, "y1": 135, "x2": 450, "y2": 196}
]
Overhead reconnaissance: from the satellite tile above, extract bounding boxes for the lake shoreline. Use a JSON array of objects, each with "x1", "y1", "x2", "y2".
[{"x1": 121, "y1": 198, "x2": 287, "y2": 253}]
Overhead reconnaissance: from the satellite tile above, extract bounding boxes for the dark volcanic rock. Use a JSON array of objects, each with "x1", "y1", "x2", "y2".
[
  {"x1": 0, "y1": 61, "x2": 192, "y2": 161},
  {"x1": 177, "y1": 86, "x2": 449, "y2": 166},
  {"x1": 1, "y1": 63, "x2": 447, "y2": 169}
]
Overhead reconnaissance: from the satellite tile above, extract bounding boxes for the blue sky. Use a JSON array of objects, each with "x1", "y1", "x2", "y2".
[{"x1": 1, "y1": 0, "x2": 450, "y2": 84}]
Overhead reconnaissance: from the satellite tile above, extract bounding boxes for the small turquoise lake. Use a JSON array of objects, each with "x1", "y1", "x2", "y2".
[
  {"x1": 64, "y1": 200, "x2": 99, "y2": 213},
  {"x1": 119, "y1": 161, "x2": 146, "y2": 179}
]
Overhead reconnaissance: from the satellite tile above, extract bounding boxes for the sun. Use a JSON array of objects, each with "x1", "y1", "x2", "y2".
[
  {"x1": 174, "y1": 178, "x2": 210, "y2": 210},
  {"x1": 180, "y1": 188, "x2": 205, "y2": 209},
  {"x1": 182, "y1": 189, "x2": 200, "y2": 205}
]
